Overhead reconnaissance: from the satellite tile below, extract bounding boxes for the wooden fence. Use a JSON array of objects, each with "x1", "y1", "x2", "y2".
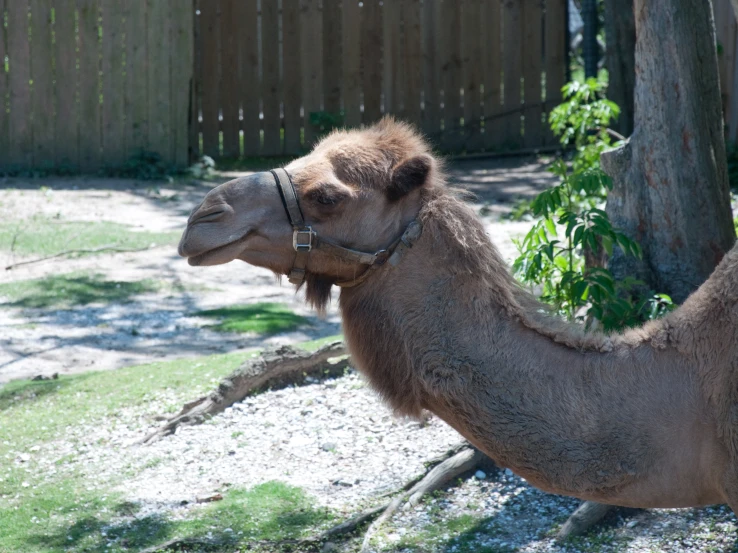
[
  {"x1": 0, "y1": 0, "x2": 193, "y2": 172},
  {"x1": 715, "y1": 0, "x2": 738, "y2": 142},
  {"x1": 192, "y1": 0, "x2": 569, "y2": 160}
]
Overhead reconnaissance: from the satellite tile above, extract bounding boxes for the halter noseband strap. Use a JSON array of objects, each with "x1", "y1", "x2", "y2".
[{"x1": 269, "y1": 168, "x2": 422, "y2": 288}]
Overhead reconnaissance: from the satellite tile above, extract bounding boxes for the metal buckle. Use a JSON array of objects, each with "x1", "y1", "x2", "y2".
[{"x1": 293, "y1": 227, "x2": 315, "y2": 252}]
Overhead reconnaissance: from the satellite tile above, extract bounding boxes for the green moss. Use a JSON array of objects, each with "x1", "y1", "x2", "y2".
[
  {"x1": 0, "y1": 272, "x2": 161, "y2": 308},
  {"x1": 0, "y1": 217, "x2": 179, "y2": 257},
  {"x1": 196, "y1": 302, "x2": 310, "y2": 335}
]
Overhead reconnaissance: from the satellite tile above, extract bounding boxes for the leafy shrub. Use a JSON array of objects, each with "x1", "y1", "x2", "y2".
[
  {"x1": 103, "y1": 150, "x2": 183, "y2": 181},
  {"x1": 513, "y1": 77, "x2": 675, "y2": 331}
]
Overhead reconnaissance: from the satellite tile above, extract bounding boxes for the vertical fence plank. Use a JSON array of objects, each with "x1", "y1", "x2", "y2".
[
  {"x1": 238, "y1": 0, "x2": 259, "y2": 156},
  {"x1": 171, "y1": 0, "x2": 194, "y2": 166},
  {"x1": 301, "y1": 0, "x2": 322, "y2": 147},
  {"x1": 544, "y1": 0, "x2": 566, "y2": 145},
  {"x1": 147, "y1": 0, "x2": 171, "y2": 159},
  {"x1": 482, "y1": 0, "x2": 503, "y2": 149},
  {"x1": 502, "y1": 0, "x2": 522, "y2": 147},
  {"x1": 261, "y1": 0, "x2": 281, "y2": 155},
  {"x1": 401, "y1": 0, "x2": 422, "y2": 124},
  {"x1": 31, "y1": 0, "x2": 54, "y2": 167},
  {"x1": 462, "y1": 0, "x2": 483, "y2": 151},
  {"x1": 440, "y1": 0, "x2": 461, "y2": 151},
  {"x1": 421, "y1": 0, "x2": 440, "y2": 139},
  {"x1": 323, "y1": 0, "x2": 341, "y2": 115},
  {"x1": 77, "y1": 0, "x2": 100, "y2": 170},
  {"x1": 101, "y1": 0, "x2": 125, "y2": 166},
  {"x1": 342, "y1": 0, "x2": 361, "y2": 127},
  {"x1": 283, "y1": 0, "x2": 302, "y2": 154},
  {"x1": 30, "y1": 0, "x2": 54, "y2": 166},
  {"x1": 126, "y1": 1, "x2": 147, "y2": 156},
  {"x1": 522, "y1": 0, "x2": 543, "y2": 148},
  {"x1": 7, "y1": 0, "x2": 32, "y2": 167},
  {"x1": 0, "y1": 0, "x2": 8, "y2": 165},
  {"x1": 200, "y1": 0, "x2": 219, "y2": 157},
  {"x1": 361, "y1": 0, "x2": 382, "y2": 123},
  {"x1": 54, "y1": 0, "x2": 78, "y2": 167},
  {"x1": 383, "y1": 0, "x2": 401, "y2": 114},
  {"x1": 220, "y1": 0, "x2": 240, "y2": 158},
  {"x1": 190, "y1": 0, "x2": 201, "y2": 159}
]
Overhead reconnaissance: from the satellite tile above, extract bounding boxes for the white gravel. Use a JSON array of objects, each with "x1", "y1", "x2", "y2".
[{"x1": 24, "y1": 366, "x2": 737, "y2": 553}]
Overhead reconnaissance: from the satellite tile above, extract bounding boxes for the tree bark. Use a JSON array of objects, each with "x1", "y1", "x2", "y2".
[
  {"x1": 601, "y1": 0, "x2": 736, "y2": 304},
  {"x1": 603, "y1": 0, "x2": 635, "y2": 137}
]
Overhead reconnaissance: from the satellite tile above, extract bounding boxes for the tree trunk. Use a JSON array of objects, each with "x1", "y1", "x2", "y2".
[
  {"x1": 603, "y1": 0, "x2": 635, "y2": 137},
  {"x1": 601, "y1": 0, "x2": 736, "y2": 304}
]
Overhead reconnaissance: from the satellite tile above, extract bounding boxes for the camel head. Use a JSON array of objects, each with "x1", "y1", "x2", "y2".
[{"x1": 179, "y1": 118, "x2": 439, "y2": 307}]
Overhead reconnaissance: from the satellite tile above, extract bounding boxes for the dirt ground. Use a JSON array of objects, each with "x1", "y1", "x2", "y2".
[{"x1": 0, "y1": 155, "x2": 556, "y2": 384}]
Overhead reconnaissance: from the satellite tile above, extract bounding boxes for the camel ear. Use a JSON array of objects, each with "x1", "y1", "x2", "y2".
[{"x1": 387, "y1": 155, "x2": 432, "y2": 202}]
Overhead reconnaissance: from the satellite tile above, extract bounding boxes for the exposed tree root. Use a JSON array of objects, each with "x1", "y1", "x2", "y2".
[
  {"x1": 556, "y1": 501, "x2": 615, "y2": 541},
  {"x1": 141, "y1": 342, "x2": 349, "y2": 444},
  {"x1": 291, "y1": 443, "x2": 492, "y2": 550}
]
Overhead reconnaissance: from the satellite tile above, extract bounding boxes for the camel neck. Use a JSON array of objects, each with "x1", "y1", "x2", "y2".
[
  {"x1": 337, "y1": 193, "x2": 698, "y2": 499},
  {"x1": 338, "y1": 192, "x2": 587, "y2": 415}
]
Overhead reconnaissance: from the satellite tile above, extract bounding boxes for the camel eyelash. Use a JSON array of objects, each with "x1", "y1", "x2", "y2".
[{"x1": 306, "y1": 186, "x2": 347, "y2": 207}]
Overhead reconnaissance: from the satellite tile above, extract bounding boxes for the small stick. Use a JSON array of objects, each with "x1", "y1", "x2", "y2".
[{"x1": 4, "y1": 244, "x2": 159, "y2": 270}]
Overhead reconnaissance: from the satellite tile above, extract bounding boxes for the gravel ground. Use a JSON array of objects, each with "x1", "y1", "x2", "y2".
[{"x1": 24, "y1": 366, "x2": 738, "y2": 553}]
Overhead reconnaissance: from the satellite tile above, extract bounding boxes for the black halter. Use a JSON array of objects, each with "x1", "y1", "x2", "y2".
[{"x1": 269, "y1": 168, "x2": 423, "y2": 287}]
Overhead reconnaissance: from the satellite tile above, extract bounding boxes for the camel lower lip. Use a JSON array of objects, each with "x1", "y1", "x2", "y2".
[{"x1": 186, "y1": 234, "x2": 251, "y2": 266}]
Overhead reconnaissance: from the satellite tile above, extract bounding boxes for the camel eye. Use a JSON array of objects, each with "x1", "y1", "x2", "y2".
[{"x1": 306, "y1": 186, "x2": 346, "y2": 207}]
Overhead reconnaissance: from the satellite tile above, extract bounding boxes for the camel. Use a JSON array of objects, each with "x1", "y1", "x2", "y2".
[{"x1": 178, "y1": 117, "x2": 738, "y2": 515}]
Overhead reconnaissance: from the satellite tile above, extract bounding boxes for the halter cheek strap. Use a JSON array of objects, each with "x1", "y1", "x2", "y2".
[
  {"x1": 269, "y1": 168, "x2": 422, "y2": 287},
  {"x1": 271, "y1": 168, "x2": 313, "y2": 284}
]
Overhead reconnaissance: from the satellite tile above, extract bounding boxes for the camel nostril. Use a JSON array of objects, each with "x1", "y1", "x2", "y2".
[{"x1": 189, "y1": 207, "x2": 228, "y2": 224}]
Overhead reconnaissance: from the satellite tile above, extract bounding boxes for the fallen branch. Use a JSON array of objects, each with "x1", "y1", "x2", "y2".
[
  {"x1": 4, "y1": 244, "x2": 159, "y2": 270},
  {"x1": 360, "y1": 446, "x2": 486, "y2": 552},
  {"x1": 141, "y1": 342, "x2": 349, "y2": 444},
  {"x1": 556, "y1": 501, "x2": 615, "y2": 541},
  {"x1": 294, "y1": 442, "x2": 492, "y2": 550}
]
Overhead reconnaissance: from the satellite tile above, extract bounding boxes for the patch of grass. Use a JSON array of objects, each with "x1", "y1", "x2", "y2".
[
  {"x1": 0, "y1": 352, "x2": 249, "y2": 447},
  {"x1": 0, "y1": 342, "x2": 340, "y2": 553},
  {"x1": 3, "y1": 478, "x2": 330, "y2": 553},
  {"x1": 0, "y1": 272, "x2": 161, "y2": 308},
  {"x1": 0, "y1": 216, "x2": 180, "y2": 257},
  {"x1": 196, "y1": 302, "x2": 310, "y2": 335},
  {"x1": 390, "y1": 514, "x2": 511, "y2": 553}
]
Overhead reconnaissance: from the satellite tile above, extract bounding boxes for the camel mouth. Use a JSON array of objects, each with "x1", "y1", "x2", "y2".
[{"x1": 184, "y1": 232, "x2": 254, "y2": 266}]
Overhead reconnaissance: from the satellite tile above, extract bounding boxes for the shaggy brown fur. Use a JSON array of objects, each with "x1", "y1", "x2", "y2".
[{"x1": 179, "y1": 117, "x2": 738, "y2": 513}]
